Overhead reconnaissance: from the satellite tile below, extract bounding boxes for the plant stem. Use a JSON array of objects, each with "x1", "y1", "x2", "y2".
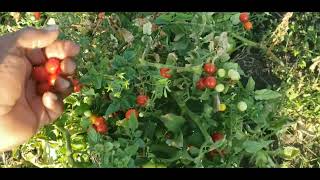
[
  {"x1": 172, "y1": 92, "x2": 211, "y2": 142},
  {"x1": 55, "y1": 126, "x2": 77, "y2": 167}
]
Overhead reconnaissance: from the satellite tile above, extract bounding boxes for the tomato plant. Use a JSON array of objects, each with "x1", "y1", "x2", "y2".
[{"x1": 1, "y1": 12, "x2": 296, "y2": 168}]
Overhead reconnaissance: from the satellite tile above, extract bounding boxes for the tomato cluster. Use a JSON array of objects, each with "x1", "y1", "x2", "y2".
[
  {"x1": 31, "y1": 57, "x2": 81, "y2": 96},
  {"x1": 90, "y1": 115, "x2": 108, "y2": 134},
  {"x1": 209, "y1": 132, "x2": 226, "y2": 157},
  {"x1": 239, "y1": 12, "x2": 253, "y2": 31},
  {"x1": 196, "y1": 63, "x2": 218, "y2": 90}
]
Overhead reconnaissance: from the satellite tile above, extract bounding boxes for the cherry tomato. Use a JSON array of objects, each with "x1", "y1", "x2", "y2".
[
  {"x1": 204, "y1": 76, "x2": 217, "y2": 89},
  {"x1": 136, "y1": 95, "x2": 149, "y2": 106},
  {"x1": 36, "y1": 82, "x2": 51, "y2": 96},
  {"x1": 211, "y1": 132, "x2": 224, "y2": 142},
  {"x1": 125, "y1": 109, "x2": 139, "y2": 120},
  {"x1": 239, "y1": 12, "x2": 249, "y2": 23},
  {"x1": 73, "y1": 84, "x2": 82, "y2": 93},
  {"x1": 203, "y1": 63, "x2": 217, "y2": 75},
  {"x1": 243, "y1": 21, "x2": 253, "y2": 31},
  {"x1": 94, "y1": 123, "x2": 108, "y2": 134},
  {"x1": 48, "y1": 74, "x2": 58, "y2": 86},
  {"x1": 45, "y1": 58, "x2": 61, "y2": 74},
  {"x1": 196, "y1": 78, "x2": 206, "y2": 90},
  {"x1": 98, "y1": 12, "x2": 105, "y2": 19},
  {"x1": 94, "y1": 116, "x2": 106, "y2": 126},
  {"x1": 160, "y1": 68, "x2": 172, "y2": 78},
  {"x1": 33, "y1": 12, "x2": 41, "y2": 20},
  {"x1": 72, "y1": 79, "x2": 80, "y2": 86},
  {"x1": 32, "y1": 66, "x2": 49, "y2": 82}
]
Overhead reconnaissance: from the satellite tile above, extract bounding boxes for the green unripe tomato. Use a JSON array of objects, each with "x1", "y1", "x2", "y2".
[
  {"x1": 228, "y1": 69, "x2": 240, "y2": 81},
  {"x1": 217, "y1": 69, "x2": 226, "y2": 77},
  {"x1": 237, "y1": 101, "x2": 247, "y2": 112},
  {"x1": 215, "y1": 84, "x2": 225, "y2": 92}
]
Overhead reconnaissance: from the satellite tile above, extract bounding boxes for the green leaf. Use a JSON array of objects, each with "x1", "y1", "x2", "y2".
[
  {"x1": 223, "y1": 62, "x2": 239, "y2": 70},
  {"x1": 88, "y1": 127, "x2": 99, "y2": 144},
  {"x1": 230, "y1": 13, "x2": 241, "y2": 25},
  {"x1": 246, "y1": 77, "x2": 256, "y2": 92},
  {"x1": 123, "y1": 50, "x2": 136, "y2": 62},
  {"x1": 105, "y1": 101, "x2": 121, "y2": 116},
  {"x1": 155, "y1": 14, "x2": 174, "y2": 25},
  {"x1": 242, "y1": 140, "x2": 273, "y2": 154},
  {"x1": 125, "y1": 143, "x2": 139, "y2": 155},
  {"x1": 282, "y1": 146, "x2": 300, "y2": 160},
  {"x1": 160, "y1": 114, "x2": 186, "y2": 133},
  {"x1": 254, "y1": 89, "x2": 282, "y2": 100},
  {"x1": 165, "y1": 131, "x2": 184, "y2": 148}
]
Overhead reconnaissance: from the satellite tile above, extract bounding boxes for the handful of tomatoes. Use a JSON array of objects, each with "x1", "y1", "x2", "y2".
[{"x1": 32, "y1": 57, "x2": 82, "y2": 96}]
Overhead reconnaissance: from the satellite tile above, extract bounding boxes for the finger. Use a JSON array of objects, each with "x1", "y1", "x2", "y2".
[
  {"x1": 25, "y1": 79, "x2": 50, "y2": 127},
  {"x1": 42, "y1": 92, "x2": 64, "y2": 122},
  {"x1": 15, "y1": 25, "x2": 60, "y2": 49},
  {"x1": 60, "y1": 58, "x2": 76, "y2": 75},
  {"x1": 25, "y1": 48, "x2": 47, "y2": 65},
  {"x1": 45, "y1": 40, "x2": 80, "y2": 59},
  {"x1": 54, "y1": 76, "x2": 71, "y2": 93}
]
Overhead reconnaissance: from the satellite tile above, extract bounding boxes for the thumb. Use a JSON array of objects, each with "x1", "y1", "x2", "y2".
[{"x1": 15, "y1": 25, "x2": 60, "y2": 49}]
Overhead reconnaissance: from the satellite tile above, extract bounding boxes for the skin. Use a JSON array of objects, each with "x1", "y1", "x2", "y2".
[{"x1": 0, "y1": 25, "x2": 80, "y2": 152}]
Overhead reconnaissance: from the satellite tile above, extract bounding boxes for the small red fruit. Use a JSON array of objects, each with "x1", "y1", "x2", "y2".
[
  {"x1": 136, "y1": 95, "x2": 148, "y2": 106},
  {"x1": 45, "y1": 58, "x2": 61, "y2": 74},
  {"x1": 239, "y1": 12, "x2": 249, "y2": 23},
  {"x1": 95, "y1": 124, "x2": 108, "y2": 134},
  {"x1": 243, "y1": 21, "x2": 253, "y2": 31},
  {"x1": 94, "y1": 116, "x2": 106, "y2": 126},
  {"x1": 36, "y1": 82, "x2": 51, "y2": 95},
  {"x1": 98, "y1": 12, "x2": 105, "y2": 19},
  {"x1": 32, "y1": 66, "x2": 49, "y2": 82},
  {"x1": 48, "y1": 74, "x2": 58, "y2": 86},
  {"x1": 204, "y1": 76, "x2": 217, "y2": 89},
  {"x1": 125, "y1": 109, "x2": 139, "y2": 120},
  {"x1": 160, "y1": 68, "x2": 172, "y2": 78},
  {"x1": 211, "y1": 132, "x2": 224, "y2": 142},
  {"x1": 34, "y1": 12, "x2": 41, "y2": 20},
  {"x1": 72, "y1": 79, "x2": 80, "y2": 86},
  {"x1": 196, "y1": 78, "x2": 206, "y2": 90},
  {"x1": 73, "y1": 84, "x2": 82, "y2": 93},
  {"x1": 203, "y1": 63, "x2": 217, "y2": 75}
]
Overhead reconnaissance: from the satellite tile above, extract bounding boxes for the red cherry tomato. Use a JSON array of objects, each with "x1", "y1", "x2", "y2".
[
  {"x1": 211, "y1": 132, "x2": 224, "y2": 142},
  {"x1": 34, "y1": 12, "x2": 41, "y2": 20},
  {"x1": 73, "y1": 84, "x2": 82, "y2": 93},
  {"x1": 203, "y1": 63, "x2": 217, "y2": 75},
  {"x1": 94, "y1": 116, "x2": 106, "y2": 126},
  {"x1": 36, "y1": 82, "x2": 51, "y2": 96},
  {"x1": 196, "y1": 78, "x2": 206, "y2": 90},
  {"x1": 125, "y1": 109, "x2": 139, "y2": 120},
  {"x1": 243, "y1": 21, "x2": 253, "y2": 31},
  {"x1": 204, "y1": 76, "x2": 217, "y2": 89},
  {"x1": 45, "y1": 58, "x2": 61, "y2": 74},
  {"x1": 239, "y1": 12, "x2": 249, "y2": 23},
  {"x1": 72, "y1": 79, "x2": 80, "y2": 86},
  {"x1": 98, "y1": 12, "x2": 105, "y2": 19},
  {"x1": 136, "y1": 95, "x2": 148, "y2": 106},
  {"x1": 32, "y1": 66, "x2": 49, "y2": 82},
  {"x1": 94, "y1": 123, "x2": 108, "y2": 134},
  {"x1": 48, "y1": 74, "x2": 58, "y2": 86},
  {"x1": 160, "y1": 68, "x2": 172, "y2": 78}
]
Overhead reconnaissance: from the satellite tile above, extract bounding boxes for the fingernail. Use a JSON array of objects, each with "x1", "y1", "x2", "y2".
[{"x1": 44, "y1": 25, "x2": 59, "y2": 32}]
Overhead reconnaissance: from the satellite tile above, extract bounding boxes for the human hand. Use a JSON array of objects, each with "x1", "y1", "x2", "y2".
[{"x1": 0, "y1": 26, "x2": 80, "y2": 152}]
